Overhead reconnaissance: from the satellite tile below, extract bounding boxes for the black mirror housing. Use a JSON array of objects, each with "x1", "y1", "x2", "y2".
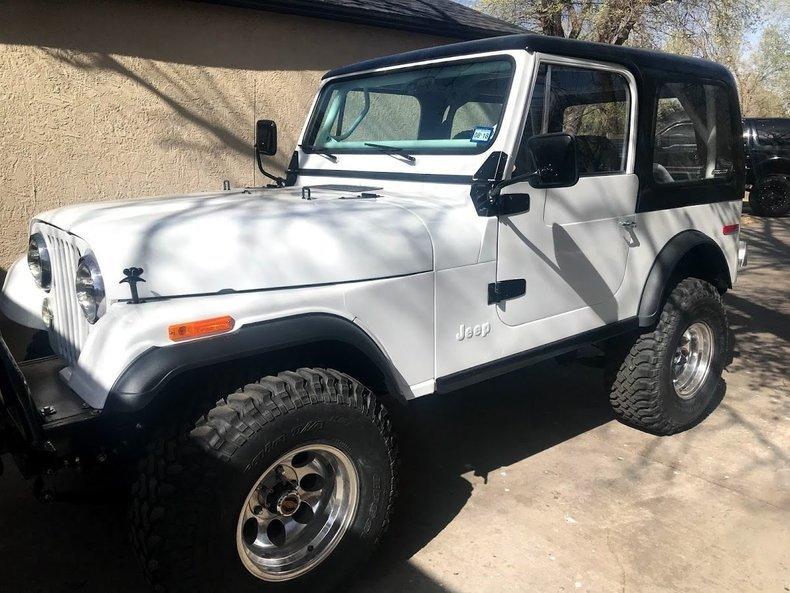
[
  {"x1": 525, "y1": 132, "x2": 580, "y2": 189},
  {"x1": 255, "y1": 119, "x2": 278, "y2": 156}
]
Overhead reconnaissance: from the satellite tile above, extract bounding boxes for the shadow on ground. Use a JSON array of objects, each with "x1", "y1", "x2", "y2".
[
  {"x1": 348, "y1": 360, "x2": 613, "y2": 592},
  {"x1": 0, "y1": 354, "x2": 612, "y2": 593}
]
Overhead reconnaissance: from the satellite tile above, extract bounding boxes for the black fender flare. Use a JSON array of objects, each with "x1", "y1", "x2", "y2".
[
  {"x1": 637, "y1": 230, "x2": 731, "y2": 327},
  {"x1": 105, "y1": 313, "x2": 412, "y2": 413},
  {"x1": 754, "y1": 156, "x2": 790, "y2": 179}
]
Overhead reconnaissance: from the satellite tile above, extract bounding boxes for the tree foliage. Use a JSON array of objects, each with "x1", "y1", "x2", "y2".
[{"x1": 477, "y1": 0, "x2": 789, "y2": 116}]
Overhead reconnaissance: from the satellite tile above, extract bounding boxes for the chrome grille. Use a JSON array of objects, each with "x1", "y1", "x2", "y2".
[{"x1": 39, "y1": 226, "x2": 89, "y2": 366}]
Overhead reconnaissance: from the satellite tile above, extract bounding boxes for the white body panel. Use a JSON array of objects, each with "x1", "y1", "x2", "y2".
[
  {"x1": 0, "y1": 256, "x2": 46, "y2": 330},
  {"x1": 496, "y1": 174, "x2": 639, "y2": 327},
  {"x1": 34, "y1": 190, "x2": 434, "y2": 301},
  {"x1": 69, "y1": 272, "x2": 435, "y2": 408},
  {"x1": 434, "y1": 200, "x2": 742, "y2": 379},
  {"x1": 1, "y1": 46, "x2": 744, "y2": 411}
]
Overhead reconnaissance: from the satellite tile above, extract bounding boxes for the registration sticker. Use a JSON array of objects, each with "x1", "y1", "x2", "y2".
[{"x1": 471, "y1": 126, "x2": 494, "y2": 143}]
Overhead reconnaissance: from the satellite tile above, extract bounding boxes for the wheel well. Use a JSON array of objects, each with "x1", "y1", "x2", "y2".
[
  {"x1": 755, "y1": 157, "x2": 790, "y2": 179},
  {"x1": 671, "y1": 243, "x2": 731, "y2": 293},
  {"x1": 638, "y1": 232, "x2": 731, "y2": 327},
  {"x1": 106, "y1": 313, "x2": 413, "y2": 419},
  {"x1": 128, "y1": 339, "x2": 406, "y2": 429}
]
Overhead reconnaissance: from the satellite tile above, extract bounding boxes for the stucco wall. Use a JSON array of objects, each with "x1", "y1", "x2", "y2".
[{"x1": 0, "y1": 0, "x2": 453, "y2": 268}]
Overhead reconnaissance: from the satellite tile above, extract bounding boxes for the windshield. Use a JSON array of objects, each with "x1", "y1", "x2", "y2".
[{"x1": 303, "y1": 58, "x2": 515, "y2": 155}]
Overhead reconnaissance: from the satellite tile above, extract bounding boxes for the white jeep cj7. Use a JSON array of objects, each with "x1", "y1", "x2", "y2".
[{"x1": 0, "y1": 34, "x2": 747, "y2": 593}]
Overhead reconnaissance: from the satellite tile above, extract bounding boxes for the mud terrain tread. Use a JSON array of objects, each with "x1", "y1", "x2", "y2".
[
  {"x1": 130, "y1": 368, "x2": 397, "y2": 593},
  {"x1": 608, "y1": 278, "x2": 727, "y2": 435}
]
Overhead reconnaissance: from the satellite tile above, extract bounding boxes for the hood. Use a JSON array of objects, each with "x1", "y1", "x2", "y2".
[{"x1": 35, "y1": 187, "x2": 434, "y2": 301}]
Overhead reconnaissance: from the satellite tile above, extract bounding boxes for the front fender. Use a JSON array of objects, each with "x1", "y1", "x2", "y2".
[
  {"x1": 1, "y1": 256, "x2": 46, "y2": 330},
  {"x1": 105, "y1": 313, "x2": 412, "y2": 413}
]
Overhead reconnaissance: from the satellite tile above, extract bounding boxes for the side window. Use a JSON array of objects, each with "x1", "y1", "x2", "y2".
[
  {"x1": 653, "y1": 83, "x2": 734, "y2": 184},
  {"x1": 514, "y1": 63, "x2": 631, "y2": 176}
]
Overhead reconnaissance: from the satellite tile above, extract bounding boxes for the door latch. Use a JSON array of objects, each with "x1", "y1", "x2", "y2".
[{"x1": 618, "y1": 219, "x2": 637, "y2": 229}]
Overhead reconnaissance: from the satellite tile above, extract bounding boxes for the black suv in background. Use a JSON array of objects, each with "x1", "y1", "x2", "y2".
[{"x1": 744, "y1": 118, "x2": 790, "y2": 216}]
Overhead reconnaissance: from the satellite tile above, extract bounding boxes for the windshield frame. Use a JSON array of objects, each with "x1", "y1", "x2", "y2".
[{"x1": 301, "y1": 54, "x2": 518, "y2": 157}]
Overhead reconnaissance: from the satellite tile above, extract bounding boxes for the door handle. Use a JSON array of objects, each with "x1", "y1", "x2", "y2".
[{"x1": 618, "y1": 219, "x2": 637, "y2": 229}]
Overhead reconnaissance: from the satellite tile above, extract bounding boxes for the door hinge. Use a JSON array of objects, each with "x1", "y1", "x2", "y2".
[{"x1": 488, "y1": 279, "x2": 526, "y2": 304}]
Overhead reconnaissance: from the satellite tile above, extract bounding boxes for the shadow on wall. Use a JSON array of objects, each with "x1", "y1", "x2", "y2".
[{"x1": 40, "y1": 48, "x2": 259, "y2": 163}]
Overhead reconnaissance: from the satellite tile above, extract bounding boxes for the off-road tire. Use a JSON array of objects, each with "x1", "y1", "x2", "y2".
[
  {"x1": 607, "y1": 278, "x2": 728, "y2": 435},
  {"x1": 130, "y1": 368, "x2": 397, "y2": 593},
  {"x1": 750, "y1": 175, "x2": 790, "y2": 217}
]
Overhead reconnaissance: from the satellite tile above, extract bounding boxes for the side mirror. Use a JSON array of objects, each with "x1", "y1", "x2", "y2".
[
  {"x1": 486, "y1": 133, "x2": 580, "y2": 205},
  {"x1": 255, "y1": 119, "x2": 278, "y2": 156},
  {"x1": 525, "y1": 132, "x2": 579, "y2": 189}
]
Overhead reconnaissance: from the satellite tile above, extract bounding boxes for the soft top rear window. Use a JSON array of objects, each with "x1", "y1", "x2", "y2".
[
  {"x1": 653, "y1": 82, "x2": 735, "y2": 185},
  {"x1": 304, "y1": 58, "x2": 515, "y2": 155}
]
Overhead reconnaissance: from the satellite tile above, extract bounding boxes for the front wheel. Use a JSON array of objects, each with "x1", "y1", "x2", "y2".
[
  {"x1": 607, "y1": 278, "x2": 729, "y2": 435},
  {"x1": 130, "y1": 368, "x2": 397, "y2": 593}
]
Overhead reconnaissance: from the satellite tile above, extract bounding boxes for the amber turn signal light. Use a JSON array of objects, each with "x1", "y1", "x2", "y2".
[{"x1": 168, "y1": 315, "x2": 235, "y2": 342}]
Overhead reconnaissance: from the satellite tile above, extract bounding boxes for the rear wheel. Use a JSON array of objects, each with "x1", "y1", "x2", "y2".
[
  {"x1": 130, "y1": 368, "x2": 397, "y2": 593},
  {"x1": 607, "y1": 278, "x2": 729, "y2": 435},
  {"x1": 750, "y1": 175, "x2": 790, "y2": 217}
]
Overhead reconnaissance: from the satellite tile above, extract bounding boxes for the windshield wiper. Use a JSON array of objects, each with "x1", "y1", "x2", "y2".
[
  {"x1": 364, "y1": 142, "x2": 416, "y2": 164},
  {"x1": 299, "y1": 145, "x2": 337, "y2": 162}
]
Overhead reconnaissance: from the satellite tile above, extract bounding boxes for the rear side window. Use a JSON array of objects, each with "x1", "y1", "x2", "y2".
[{"x1": 653, "y1": 83, "x2": 734, "y2": 184}]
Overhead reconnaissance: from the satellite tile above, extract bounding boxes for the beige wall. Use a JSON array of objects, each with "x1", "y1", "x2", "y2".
[{"x1": 0, "y1": 0, "x2": 453, "y2": 268}]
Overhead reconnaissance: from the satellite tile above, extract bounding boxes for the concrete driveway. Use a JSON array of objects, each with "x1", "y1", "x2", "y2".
[{"x1": 1, "y1": 212, "x2": 788, "y2": 593}]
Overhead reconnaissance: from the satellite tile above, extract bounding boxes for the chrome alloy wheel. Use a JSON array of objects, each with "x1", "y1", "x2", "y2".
[
  {"x1": 236, "y1": 444, "x2": 359, "y2": 582},
  {"x1": 672, "y1": 321, "x2": 714, "y2": 399}
]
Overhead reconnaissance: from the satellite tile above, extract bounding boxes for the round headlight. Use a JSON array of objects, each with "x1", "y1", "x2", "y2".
[
  {"x1": 75, "y1": 253, "x2": 105, "y2": 324},
  {"x1": 28, "y1": 233, "x2": 51, "y2": 290}
]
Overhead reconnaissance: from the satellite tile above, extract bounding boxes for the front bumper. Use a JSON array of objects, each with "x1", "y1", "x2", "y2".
[{"x1": 0, "y1": 332, "x2": 99, "y2": 477}]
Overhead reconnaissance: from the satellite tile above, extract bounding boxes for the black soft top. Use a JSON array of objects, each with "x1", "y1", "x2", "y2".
[{"x1": 323, "y1": 34, "x2": 733, "y2": 82}]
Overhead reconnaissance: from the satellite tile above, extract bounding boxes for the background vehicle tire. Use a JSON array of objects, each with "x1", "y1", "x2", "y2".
[
  {"x1": 130, "y1": 368, "x2": 397, "y2": 593},
  {"x1": 749, "y1": 175, "x2": 790, "y2": 217},
  {"x1": 607, "y1": 278, "x2": 729, "y2": 435}
]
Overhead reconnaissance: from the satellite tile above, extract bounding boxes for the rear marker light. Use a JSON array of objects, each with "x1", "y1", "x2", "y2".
[
  {"x1": 168, "y1": 316, "x2": 235, "y2": 342},
  {"x1": 722, "y1": 224, "x2": 739, "y2": 235}
]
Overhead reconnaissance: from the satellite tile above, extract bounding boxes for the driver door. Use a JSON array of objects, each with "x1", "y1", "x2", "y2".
[{"x1": 496, "y1": 59, "x2": 639, "y2": 328}]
